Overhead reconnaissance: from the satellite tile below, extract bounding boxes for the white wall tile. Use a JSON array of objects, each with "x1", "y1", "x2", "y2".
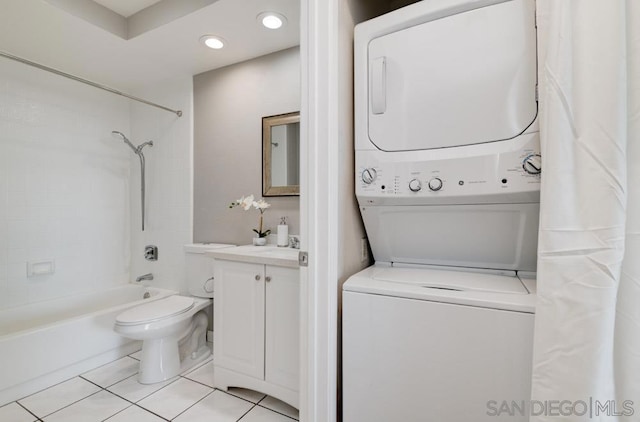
[
  {"x1": 0, "y1": 59, "x2": 131, "y2": 309},
  {"x1": 129, "y1": 77, "x2": 193, "y2": 294}
]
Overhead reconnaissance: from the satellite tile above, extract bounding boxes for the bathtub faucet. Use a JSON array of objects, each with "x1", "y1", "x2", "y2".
[{"x1": 136, "y1": 273, "x2": 154, "y2": 282}]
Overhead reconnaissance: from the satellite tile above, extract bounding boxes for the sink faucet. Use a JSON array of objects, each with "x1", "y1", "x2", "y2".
[
  {"x1": 288, "y1": 235, "x2": 300, "y2": 249},
  {"x1": 136, "y1": 273, "x2": 153, "y2": 282}
]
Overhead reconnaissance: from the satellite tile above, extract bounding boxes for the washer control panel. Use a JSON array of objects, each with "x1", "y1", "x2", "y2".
[{"x1": 357, "y1": 133, "x2": 541, "y2": 204}]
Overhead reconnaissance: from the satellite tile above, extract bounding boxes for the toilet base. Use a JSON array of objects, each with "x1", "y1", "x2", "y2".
[
  {"x1": 136, "y1": 309, "x2": 211, "y2": 384},
  {"x1": 138, "y1": 337, "x2": 180, "y2": 384},
  {"x1": 138, "y1": 339, "x2": 211, "y2": 384}
]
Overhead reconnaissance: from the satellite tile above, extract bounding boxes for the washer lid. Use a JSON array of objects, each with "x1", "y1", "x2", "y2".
[
  {"x1": 344, "y1": 265, "x2": 536, "y2": 313},
  {"x1": 116, "y1": 296, "x2": 195, "y2": 325},
  {"x1": 371, "y1": 267, "x2": 528, "y2": 294}
]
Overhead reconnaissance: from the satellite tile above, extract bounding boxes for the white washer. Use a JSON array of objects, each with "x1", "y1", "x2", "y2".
[
  {"x1": 345, "y1": 0, "x2": 540, "y2": 420},
  {"x1": 343, "y1": 267, "x2": 535, "y2": 422}
]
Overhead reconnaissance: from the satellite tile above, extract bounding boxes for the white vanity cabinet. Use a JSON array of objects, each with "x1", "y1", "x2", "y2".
[{"x1": 209, "y1": 246, "x2": 300, "y2": 408}]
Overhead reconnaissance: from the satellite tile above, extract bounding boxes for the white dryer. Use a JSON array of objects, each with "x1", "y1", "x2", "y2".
[{"x1": 344, "y1": 0, "x2": 540, "y2": 421}]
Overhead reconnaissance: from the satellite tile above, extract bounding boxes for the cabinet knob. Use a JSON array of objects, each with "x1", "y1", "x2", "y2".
[
  {"x1": 265, "y1": 276, "x2": 272, "y2": 282},
  {"x1": 255, "y1": 275, "x2": 261, "y2": 281}
]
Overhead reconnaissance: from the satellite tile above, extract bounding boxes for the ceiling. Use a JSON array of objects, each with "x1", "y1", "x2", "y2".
[
  {"x1": 0, "y1": 0, "x2": 300, "y2": 91},
  {"x1": 93, "y1": 0, "x2": 163, "y2": 18}
]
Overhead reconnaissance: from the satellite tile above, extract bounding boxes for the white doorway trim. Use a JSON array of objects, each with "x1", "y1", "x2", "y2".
[{"x1": 299, "y1": 0, "x2": 340, "y2": 421}]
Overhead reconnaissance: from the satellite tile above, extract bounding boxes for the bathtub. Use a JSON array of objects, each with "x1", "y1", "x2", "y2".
[{"x1": 0, "y1": 284, "x2": 176, "y2": 406}]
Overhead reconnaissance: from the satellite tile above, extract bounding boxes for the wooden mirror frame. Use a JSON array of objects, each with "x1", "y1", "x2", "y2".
[{"x1": 262, "y1": 111, "x2": 300, "y2": 196}]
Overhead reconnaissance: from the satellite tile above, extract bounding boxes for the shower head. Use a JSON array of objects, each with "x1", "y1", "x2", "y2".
[
  {"x1": 111, "y1": 130, "x2": 138, "y2": 153},
  {"x1": 111, "y1": 130, "x2": 154, "y2": 232}
]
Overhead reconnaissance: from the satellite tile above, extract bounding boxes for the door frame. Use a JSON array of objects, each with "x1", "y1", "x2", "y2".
[{"x1": 299, "y1": 0, "x2": 340, "y2": 421}]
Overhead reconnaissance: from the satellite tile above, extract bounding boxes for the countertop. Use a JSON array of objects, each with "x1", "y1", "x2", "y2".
[{"x1": 206, "y1": 244, "x2": 300, "y2": 268}]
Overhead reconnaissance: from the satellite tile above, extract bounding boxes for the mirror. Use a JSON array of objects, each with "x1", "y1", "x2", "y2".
[{"x1": 263, "y1": 111, "x2": 300, "y2": 196}]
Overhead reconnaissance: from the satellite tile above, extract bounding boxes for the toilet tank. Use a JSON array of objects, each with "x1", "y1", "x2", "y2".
[{"x1": 184, "y1": 243, "x2": 235, "y2": 298}]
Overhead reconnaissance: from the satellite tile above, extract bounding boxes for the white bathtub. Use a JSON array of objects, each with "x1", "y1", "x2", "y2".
[{"x1": 0, "y1": 284, "x2": 176, "y2": 406}]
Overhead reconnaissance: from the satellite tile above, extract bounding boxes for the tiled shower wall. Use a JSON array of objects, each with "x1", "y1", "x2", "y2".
[
  {"x1": 129, "y1": 76, "x2": 194, "y2": 295},
  {"x1": 0, "y1": 59, "x2": 131, "y2": 309}
]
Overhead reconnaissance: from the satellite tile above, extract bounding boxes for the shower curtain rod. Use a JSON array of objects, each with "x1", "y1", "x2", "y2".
[{"x1": 0, "y1": 50, "x2": 182, "y2": 117}]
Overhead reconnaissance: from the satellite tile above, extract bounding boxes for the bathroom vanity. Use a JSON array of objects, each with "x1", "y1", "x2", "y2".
[{"x1": 206, "y1": 245, "x2": 300, "y2": 408}]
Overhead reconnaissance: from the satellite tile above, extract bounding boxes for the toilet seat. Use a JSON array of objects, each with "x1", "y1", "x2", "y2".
[{"x1": 116, "y1": 296, "x2": 195, "y2": 326}]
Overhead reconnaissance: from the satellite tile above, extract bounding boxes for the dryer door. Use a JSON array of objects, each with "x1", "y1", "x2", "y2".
[{"x1": 367, "y1": 0, "x2": 537, "y2": 152}]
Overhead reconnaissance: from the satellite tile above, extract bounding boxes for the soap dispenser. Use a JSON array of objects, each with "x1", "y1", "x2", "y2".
[{"x1": 277, "y1": 217, "x2": 289, "y2": 247}]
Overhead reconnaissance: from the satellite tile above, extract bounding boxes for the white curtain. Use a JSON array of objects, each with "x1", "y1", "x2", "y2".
[{"x1": 532, "y1": 0, "x2": 640, "y2": 421}]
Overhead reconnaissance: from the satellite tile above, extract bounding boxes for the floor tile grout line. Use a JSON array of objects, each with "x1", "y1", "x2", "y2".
[
  {"x1": 80, "y1": 356, "x2": 141, "y2": 389},
  {"x1": 98, "y1": 402, "x2": 171, "y2": 422},
  {"x1": 218, "y1": 388, "x2": 266, "y2": 405},
  {"x1": 107, "y1": 376, "x2": 180, "y2": 407},
  {"x1": 16, "y1": 374, "x2": 93, "y2": 404},
  {"x1": 181, "y1": 357, "x2": 213, "y2": 376},
  {"x1": 252, "y1": 393, "x2": 299, "y2": 420},
  {"x1": 34, "y1": 388, "x2": 106, "y2": 420},
  {"x1": 112, "y1": 403, "x2": 171, "y2": 422},
  {"x1": 256, "y1": 403, "x2": 299, "y2": 421},
  {"x1": 16, "y1": 400, "x2": 40, "y2": 421},
  {"x1": 80, "y1": 355, "x2": 139, "y2": 379},
  {"x1": 79, "y1": 375, "x2": 108, "y2": 390},
  {"x1": 235, "y1": 403, "x2": 259, "y2": 422},
  {"x1": 98, "y1": 392, "x2": 171, "y2": 422},
  {"x1": 100, "y1": 402, "x2": 135, "y2": 422},
  {"x1": 12, "y1": 346, "x2": 301, "y2": 422},
  {"x1": 178, "y1": 374, "x2": 214, "y2": 389},
  {"x1": 168, "y1": 388, "x2": 216, "y2": 421},
  {"x1": 15, "y1": 354, "x2": 142, "y2": 406}
]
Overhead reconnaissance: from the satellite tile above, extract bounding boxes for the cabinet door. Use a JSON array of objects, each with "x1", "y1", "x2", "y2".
[
  {"x1": 214, "y1": 260, "x2": 265, "y2": 379},
  {"x1": 265, "y1": 266, "x2": 300, "y2": 391}
]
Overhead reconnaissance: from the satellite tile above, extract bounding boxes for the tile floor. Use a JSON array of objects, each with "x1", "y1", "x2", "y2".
[{"x1": 0, "y1": 346, "x2": 299, "y2": 422}]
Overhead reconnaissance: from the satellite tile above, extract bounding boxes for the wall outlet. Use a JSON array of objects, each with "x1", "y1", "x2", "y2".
[{"x1": 361, "y1": 238, "x2": 369, "y2": 263}]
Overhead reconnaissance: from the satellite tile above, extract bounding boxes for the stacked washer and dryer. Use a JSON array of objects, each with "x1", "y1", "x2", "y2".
[{"x1": 343, "y1": 0, "x2": 540, "y2": 421}]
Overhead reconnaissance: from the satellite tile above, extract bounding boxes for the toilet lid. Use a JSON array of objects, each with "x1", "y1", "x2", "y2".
[{"x1": 116, "y1": 295, "x2": 195, "y2": 325}]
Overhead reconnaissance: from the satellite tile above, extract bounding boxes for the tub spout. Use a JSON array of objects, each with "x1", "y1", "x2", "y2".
[{"x1": 136, "y1": 273, "x2": 154, "y2": 282}]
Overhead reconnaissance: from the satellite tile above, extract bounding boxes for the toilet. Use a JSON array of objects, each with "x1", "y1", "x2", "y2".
[{"x1": 114, "y1": 243, "x2": 234, "y2": 384}]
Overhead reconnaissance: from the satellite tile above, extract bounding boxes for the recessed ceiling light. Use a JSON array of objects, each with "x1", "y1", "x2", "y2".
[
  {"x1": 199, "y1": 35, "x2": 225, "y2": 49},
  {"x1": 258, "y1": 12, "x2": 287, "y2": 30}
]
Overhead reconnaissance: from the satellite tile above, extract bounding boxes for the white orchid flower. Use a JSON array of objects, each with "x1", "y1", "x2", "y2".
[
  {"x1": 253, "y1": 199, "x2": 271, "y2": 210},
  {"x1": 230, "y1": 194, "x2": 271, "y2": 238},
  {"x1": 239, "y1": 195, "x2": 254, "y2": 210}
]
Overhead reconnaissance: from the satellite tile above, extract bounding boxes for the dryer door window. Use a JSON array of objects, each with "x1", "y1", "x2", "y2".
[{"x1": 367, "y1": 0, "x2": 537, "y2": 152}]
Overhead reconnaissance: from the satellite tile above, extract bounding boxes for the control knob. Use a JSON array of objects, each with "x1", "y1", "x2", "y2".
[
  {"x1": 522, "y1": 154, "x2": 542, "y2": 175},
  {"x1": 408, "y1": 179, "x2": 422, "y2": 192},
  {"x1": 361, "y1": 168, "x2": 377, "y2": 184},
  {"x1": 428, "y1": 177, "x2": 443, "y2": 191}
]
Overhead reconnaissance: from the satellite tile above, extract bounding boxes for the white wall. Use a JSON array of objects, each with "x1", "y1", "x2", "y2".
[
  {"x1": 193, "y1": 47, "x2": 300, "y2": 245},
  {"x1": 0, "y1": 58, "x2": 131, "y2": 309},
  {"x1": 129, "y1": 76, "x2": 194, "y2": 294}
]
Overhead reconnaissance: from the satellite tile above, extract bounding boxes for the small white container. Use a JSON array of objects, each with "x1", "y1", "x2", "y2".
[{"x1": 277, "y1": 217, "x2": 289, "y2": 247}]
